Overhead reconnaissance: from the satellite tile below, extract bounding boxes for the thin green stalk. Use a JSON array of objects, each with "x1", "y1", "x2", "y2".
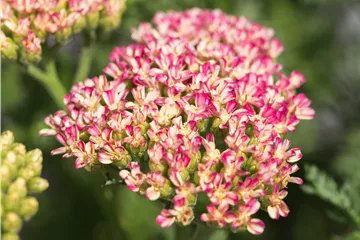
[
  {"x1": 74, "y1": 46, "x2": 94, "y2": 83},
  {"x1": 27, "y1": 61, "x2": 66, "y2": 108}
]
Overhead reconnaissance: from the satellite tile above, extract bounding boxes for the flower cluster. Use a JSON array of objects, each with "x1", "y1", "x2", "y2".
[
  {"x1": 41, "y1": 8, "x2": 314, "y2": 235},
  {"x1": 0, "y1": 0, "x2": 126, "y2": 63},
  {"x1": 1, "y1": 131, "x2": 49, "y2": 240}
]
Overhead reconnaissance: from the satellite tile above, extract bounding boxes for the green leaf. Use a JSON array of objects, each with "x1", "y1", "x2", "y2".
[
  {"x1": 209, "y1": 230, "x2": 228, "y2": 240},
  {"x1": 302, "y1": 165, "x2": 360, "y2": 225},
  {"x1": 116, "y1": 188, "x2": 175, "y2": 240}
]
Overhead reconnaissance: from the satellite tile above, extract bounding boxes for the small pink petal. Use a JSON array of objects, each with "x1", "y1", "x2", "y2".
[
  {"x1": 75, "y1": 158, "x2": 87, "y2": 169},
  {"x1": 224, "y1": 211, "x2": 237, "y2": 223},
  {"x1": 98, "y1": 152, "x2": 113, "y2": 164},
  {"x1": 145, "y1": 187, "x2": 161, "y2": 201},
  {"x1": 248, "y1": 199, "x2": 261, "y2": 215},
  {"x1": 247, "y1": 218, "x2": 265, "y2": 235},
  {"x1": 267, "y1": 206, "x2": 279, "y2": 219},
  {"x1": 51, "y1": 147, "x2": 66, "y2": 155},
  {"x1": 156, "y1": 215, "x2": 175, "y2": 228},
  {"x1": 39, "y1": 129, "x2": 56, "y2": 136}
]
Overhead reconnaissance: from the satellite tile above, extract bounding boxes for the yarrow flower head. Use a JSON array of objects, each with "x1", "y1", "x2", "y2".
[
  {"x1": 0, "y1": 0, "x2": 126, "y2": 63},
  {"x1": 41, "y1": 8, "x2": 315, "y2": 235},
  {"x1": 1, "y1": 131, "x2": 49, "y2": 240}
]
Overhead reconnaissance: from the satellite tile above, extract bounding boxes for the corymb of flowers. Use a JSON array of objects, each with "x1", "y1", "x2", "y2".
[
  {"x1": 0, "y1": 0, "x2": 126, "y2": 63},
  {"x1": 40, "y1": 8, "x2": 315, "y2": 235}
]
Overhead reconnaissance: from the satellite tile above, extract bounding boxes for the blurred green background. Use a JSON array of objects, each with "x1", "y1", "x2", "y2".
[{"x1": 2, "y1": 0, "x2": 360, "y2": 239}]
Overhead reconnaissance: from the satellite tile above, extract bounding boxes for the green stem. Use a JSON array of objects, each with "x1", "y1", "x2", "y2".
[
  {"x1": 27, "y1": 60, "x2": 66, "y2": 108},
  {"x1": 74, "y1": 46, "x2": 94, "y2": 83}
]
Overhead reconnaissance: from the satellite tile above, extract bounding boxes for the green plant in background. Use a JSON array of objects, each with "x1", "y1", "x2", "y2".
[
  {"x1": 303, "y1": 165, "x2": 360, "y2": 239},
  {"x1": 0, "y1": 0, "x2": 126, "y2": 107},
  {"x1": 302, "y1": 130, "x2": 360, "y2": 240},
  {"x1": 1, "y1": 131, "x2": 49, "y2": 240}
]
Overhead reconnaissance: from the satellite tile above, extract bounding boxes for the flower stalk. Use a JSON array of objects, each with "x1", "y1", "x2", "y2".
[
  {"x1": 74, "y1": 45, "x2": 95, "y2": 83},
  {"x1": 27, "y1": 61, "x2": 66, "y2": 108}
]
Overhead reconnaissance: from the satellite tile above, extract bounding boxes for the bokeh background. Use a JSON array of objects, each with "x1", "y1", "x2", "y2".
[{"x1": 2, "y1": 0, "x2": 360, "y2": 239}]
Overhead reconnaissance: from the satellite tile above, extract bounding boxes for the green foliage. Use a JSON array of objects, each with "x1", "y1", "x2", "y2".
[
  {"x1": 332, "y1": 129, "x2": 360, "y2": 185},
  {"x1": 303, "y1": 164, "x2": 360, "y2": 239},
  {"x1": 303, "y1": 165, "x2": 359, "y2": 224}
]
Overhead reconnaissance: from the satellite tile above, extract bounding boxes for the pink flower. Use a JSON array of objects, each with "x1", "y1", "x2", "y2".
[
  {"x1": 273, "y1": 137, "x2": 302, "y2": 163},
  {"x1": 5, "y1": 18, "x2": 30, "y2": 37},
  {"x1": 72, "y1": 141, "x2": 96, "y2": 169},
  {"x1": 277, "y1": 163, "x2": 303, "y2": 187},
  {"x1": 177, "y1": 93, "x2": 215, "y2": 121},
  {"x1": 225, "y1": 199, "x2": 265, "y2": 235},
  {"x1": 236, "y1": 177, "x2": 266, "y2": 203},
  {"x1": 289, "y1": 93, "x2": 315, "y2": 120},
  {"x1": 145, "y1": 171, "x2": 167, "y2": 200},
  {"x1": 202, "y1": 134, "x2": 221, "y2": 163},
  {"x1": 206, "y1": 173, "x2": 239, "y2": 206},
  {"x1": 122, "y1": 125, "x2": 147, "y2": 149},
  {"x1": 200, "y1": 202, "x2": 229, "y2": 227},
  {"x1": 22, "y1": 31, "x2": 42, "y2": 56},
  {"x1": 221, "y1": 149, "x2": 248, "y2": 182},
  {"x1": 267, "y1": 184, "x2": 290, "y2": 219},
  {"x1": 49, "y1": 9, "x2": 80, "y2": 32},
  {"x1": 156, "y1": 195, "x2": 193, "y2": 227},
  {"x1": 119, "y1": 162, "x2": 146, "y2": 192}
]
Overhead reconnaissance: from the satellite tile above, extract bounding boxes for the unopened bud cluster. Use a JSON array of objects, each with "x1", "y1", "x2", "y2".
[
  {"x1": 0, "y1": 0, "x2": 126, "y2": 63},
  {"x1": 41, "y1": 8, "x2": 314, "y2": 235},
  {"x1": 1, "y1": 131, "x2": 48, "y2": 240}
]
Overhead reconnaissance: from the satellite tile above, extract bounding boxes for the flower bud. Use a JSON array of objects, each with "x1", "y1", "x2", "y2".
[
  {"x1": 25, "y1": 149, "x2": 43, "y2": 165},
  {"x1": 20, "y1": 32, "x2": 42, "y2": 63},
  {"x1": 3, "y1": 152, "x2": 19, "y2": 179},
  {"x1": 17, "y1": 167, "x2": 37, "y2": 181},
  {"x1": 193, "y1": 171, "x2": 200, "y2": 185},
  {"x1": 210, "y1": 118, "x2": 222, "y2": 135},
  {"x1": 8, "y1": 178, "x2": 27, "y2": 198},
  {"x1": 27, "y1": 177, "x2": 49, "y2": 193},
  {"x1": 72, "y1": 16, "x2": 87, "y2": 33},
  {"x1": 86, "y1": 12, "x2": 100, "y2": 30},
  {"x1": 1, "y1": 165, "x2": 11, "y2": 191},
  {"x1": 112, "y1": 150, "x2": 132, "y2": 168},
  {"x1": 0, "y1": 36, "x2": 19, "y2": 60},
  {"x1": 3, "y1": 192, "x2": 23, "y2": 212},
  {"x1": 100, "y1": 0, "x2": 126, "y2": 31},
  {"x1": 197, "y1": 119, "x2": 210, "y2": 134},
  {"x1": 149, "y1": 160, "x2": 168, "y2": 175},
  {"x1": 84, "y1": 157, "x2": 104, "y2": 172},
  {"x1": 188, "y1": 152, "x2": 201, "y2": 173},
  {"x1": 1, "y1": 204, "x2": 3, "y2": 218},
  {"x1": 159, "y1": 181, "x2": 173, "y2": 199},
  {"x1": 128, "y1": 144, "x2": 147, "y2": 158},
  {"x1": 11, "y1": 143, "x2": 27, "y2": 168},
  {"x1": 54, "y1": 28, "x2": 72, "y2": 43},
  {"x1": 2, "y1": 233, "x2": 20, "y2": 240},
  {"x1": 1, "y1": 131, "x2": 15, "y2": 150},
  {"x1": 2, "y1": 212, "x2": 22, "y2": 233},
  {"x1": 20, "y1": 197, "x2": 39, "y2": 220}
]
